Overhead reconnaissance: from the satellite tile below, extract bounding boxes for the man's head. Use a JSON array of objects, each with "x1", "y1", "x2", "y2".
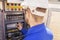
[
  {"x1": 21, "y1": 0, "x2": 48, "y2": 26},
  {"x1": 25, "y1": 7, "x2": 47, "y2": 25}
]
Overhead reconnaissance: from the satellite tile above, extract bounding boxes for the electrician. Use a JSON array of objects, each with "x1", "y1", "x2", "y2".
[{"x1": 17, "y1": 0, "x2": 53, "y2": 40}]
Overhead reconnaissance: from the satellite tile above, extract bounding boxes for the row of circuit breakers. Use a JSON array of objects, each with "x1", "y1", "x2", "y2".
[
  {"x1": 5, "y1": 2, "x2": 29, "y2": 40},
  {"x1": 5, "y1": 3, "x2": 23, "y2": 11}
]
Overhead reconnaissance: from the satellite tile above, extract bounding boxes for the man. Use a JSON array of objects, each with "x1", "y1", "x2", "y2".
[{"x1": 17, "y1": 0, "x2": 53, "y2": 40}]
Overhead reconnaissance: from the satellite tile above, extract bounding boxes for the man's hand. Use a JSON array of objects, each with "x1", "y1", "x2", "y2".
[{"x1": 17, "y1": 23, "x2": 23, "y2": 30}]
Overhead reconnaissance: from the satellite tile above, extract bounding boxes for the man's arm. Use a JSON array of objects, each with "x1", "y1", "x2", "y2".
[{"x1": 17, "y1": 23, "x2": 28, "y2": 35}]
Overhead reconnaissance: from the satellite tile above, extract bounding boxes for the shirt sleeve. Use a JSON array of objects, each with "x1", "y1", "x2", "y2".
[{"x1": 20, "y1": 28, "x2": 28, "y2": 35}]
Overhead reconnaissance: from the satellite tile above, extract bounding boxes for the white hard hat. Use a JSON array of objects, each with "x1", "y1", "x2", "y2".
[
  {"x1": 21, "y1": 0, "x2": 48, "y2": 8},
  {"x1": 21, "y1": 0, "x2": 48, "y2": 16}
]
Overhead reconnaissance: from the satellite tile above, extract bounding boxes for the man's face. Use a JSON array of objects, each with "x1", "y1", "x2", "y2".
[
  {"x1": 25, "y1": 11, "x2": 29, "y2": 24},
  {"x1": 24, "y1": 8, "x2": 31, "y2": 24}
]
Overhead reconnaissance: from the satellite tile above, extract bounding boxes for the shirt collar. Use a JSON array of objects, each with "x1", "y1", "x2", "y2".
[{"x1": 27, "y1": 23, "x2": 45, "y2": 34}]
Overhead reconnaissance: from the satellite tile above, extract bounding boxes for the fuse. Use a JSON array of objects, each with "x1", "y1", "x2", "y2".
[
  {"x1": 15, "y1": 4, "x2": 17, "y2": 6},
  {"x1": 11, "y1": 8, "x2": 13, "y2": 11},
  {"x1": 7, "y1": 3, "x2": 9, "y2": 6},
  {"x1": 15, "y1": 8, "x2": 17, "y2": 11},
  {"x1": 18, "y1": 4, "x2": 20, "y2": 6},
  {"x1": 11, "y1": 3, "x2": 14, "y2": 6},
  {"x1": 18, "y1": 8, "x2": 20, "y2": 11}
]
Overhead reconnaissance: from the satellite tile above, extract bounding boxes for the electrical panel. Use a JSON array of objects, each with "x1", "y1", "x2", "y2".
[
  {"x1": 0, "y1": 0, "x2": 29, "y2": 40},
  {"x1": 4, "y1": 3, "x2": 28, "y2": 40}
]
